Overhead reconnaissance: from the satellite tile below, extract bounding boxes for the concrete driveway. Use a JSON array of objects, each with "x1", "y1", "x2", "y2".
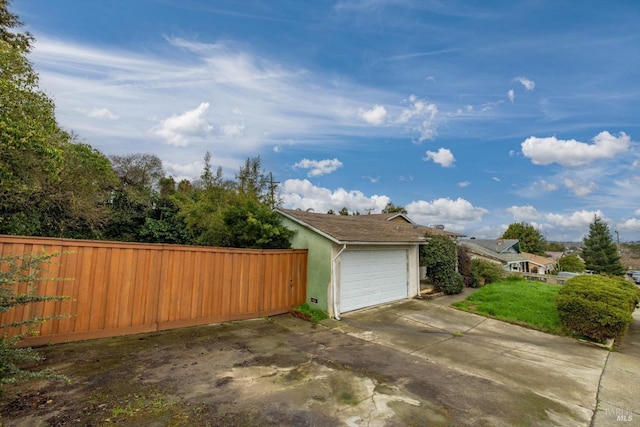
[
  {"x1": 326, "y1": 289, "x2": 638, "y2": 426},
  {"x1": 2, "y1": 289, "x2": 637, "y2": 426}
]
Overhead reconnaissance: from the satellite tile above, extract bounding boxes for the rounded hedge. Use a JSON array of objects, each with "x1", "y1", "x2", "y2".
[{"x1": 555, "y1": 275, "x2": 640, "y2": 341}]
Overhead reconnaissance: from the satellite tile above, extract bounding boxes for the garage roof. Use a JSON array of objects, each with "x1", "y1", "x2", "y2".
[{"x1": 276, "y1": 208, "x2": 461, "y2": 244}]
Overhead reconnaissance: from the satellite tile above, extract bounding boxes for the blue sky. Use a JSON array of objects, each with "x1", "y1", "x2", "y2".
[{"x1": 14, "y1": 0, "x2": 640, "y2": 241}]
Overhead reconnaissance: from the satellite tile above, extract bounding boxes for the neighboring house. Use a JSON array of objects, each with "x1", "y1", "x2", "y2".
[
  {"x1": 276, "y1": 208, "x2": 458, "y2": 319},
  {"x1": 459, "y1": 239, "x2": 528, "y2": 272},
  {"x1": 521, "y1": 252, "x2": 557, "y2": 274}
]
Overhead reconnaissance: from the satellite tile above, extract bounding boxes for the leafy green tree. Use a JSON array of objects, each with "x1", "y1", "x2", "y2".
[
  {"x1": 420, "y1": 235, "x2": 463, "y2": 294},
  {"x1": 545, "y1": 241, "x2": 565, "y2": 252},
  {"x1": 339, "y1": 207, "x2": 349, "y2": 216},
  {"x1": 557, "y1": 255, "x2": 585, "y2": 273},
  {"x1": 382, "y1": 202, "x2": 407, "y2": 214},
  {"x1": 0, "y1": 252, "x2": 69, "y2": 385},
  {"x1": 216, "y1": 199, "x2": 294, "y2": 249},
  {"x1": 138, "y1": 196, "x2": 193, "y2": 245},
  {"x1": 0, "y1": 2, "x2": 116, "y2": 239},
  {"x1": 501, "y1": 222, "x2": 547, "y2": 255},
  {"x1": 0, "y1": 4, "x2": 66, "y2": 235},
  {"x1": 582, "y1": 216, "x2": 625, "y2": 276},
  {"x1": 104, "y1": 153, "x2": 165, "y2": 242}
]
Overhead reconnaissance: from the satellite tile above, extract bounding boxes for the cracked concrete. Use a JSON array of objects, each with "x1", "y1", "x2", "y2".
[{"x1": 0, "y1": 288, "x2": 637, "y2": 426}]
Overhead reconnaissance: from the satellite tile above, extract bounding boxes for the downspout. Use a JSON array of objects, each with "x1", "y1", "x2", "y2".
[{"x1": 332, "y1": 244, "x2": 347, "y2": 320}]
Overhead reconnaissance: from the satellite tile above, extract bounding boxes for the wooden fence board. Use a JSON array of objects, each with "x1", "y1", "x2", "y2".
[{"x1": 0, "y1": 235, "x2": 307, "y2": 346}]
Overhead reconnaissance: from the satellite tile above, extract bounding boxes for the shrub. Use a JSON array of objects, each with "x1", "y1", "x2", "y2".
[
  {"x1": 434, "y1": 272, "x2": 464, "y2": 295},
  {"x1": 0, "y1": 253, "x2": 70, "y2": 385},
  {"x1": 457, "y1": 245, "x2": 474, "y2": 287},
  {"x1": 470, "y1": 259, "x2": 505, "y2": 287},
  {"x1": 555, "y1": 275, "x2": 640, "y2": 341},
  {"x1": 421, "y1": 235, "x2": 462, "y2": 295}
]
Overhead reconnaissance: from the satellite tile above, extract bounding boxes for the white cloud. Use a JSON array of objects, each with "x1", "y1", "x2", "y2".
[
  {"x1": 545, "y1": 210, "x2": 604, "y2": 229},
  {"x1": 293, "y1": 158, "x2": 343, "y2": 177},
  {"x1": 492, "y1": 177, "x2": 500, "y2": 182},
  {"x1": 281, "y1": 179, "x2": 389, "y2": 213},
  {"x1": 617, "y1": 218, "x2": 640, "y2": 233},
  {"x1": 273, "y1": 146, "x2": 282, "y2": 153},
  {"x1": 507, "y1": 89, "x2": 515, "y2": 103},
  {"x1": 513, "y1": 76, "x2": 535, "y2": 91},
  {"x1": 153, "y1": 102, "x2": 213, "y2": 146},
  {"x1": 162, "y1": 160, "x2": 203, "y2": 182},
  {"x1": 358, "y1": 104, "x2": 387, "y2": 125},
  {"x1": 562, "y1": 178, "x2": 598, "y2": 197},
  {"x1": 220, "y1": 124, "x2": 245, "y2": 137},
  {"x1": 533, "y1": 180, "x2": 558, "y2": 192},
  {"x1": 636, "y1": 209, "x2": 640, "y2": 216},
  {"x1": 396, "y1": 95, "x2": 438, "y2": 142},
  {"x1": 405, "y1": 198, "x2": 489, "y2": 227},
  {"x1": 424, "y1": 147, "x2": 455, "y2": 167},
  {"x1": 458, "y1": 181, "x2": 471, "y2": 188},
  {"x1": 507, "y1": 205, "x2": 541, "y2": 221},
  {"x1": 521, "y1": 131, "x2": 631, "y2": 167},
  {"x1": 87, "y1": 107, "x2": 118, "y2": 120},
  {"x1": 363, "y1": 175, "x2": 379, "y2": 183}
]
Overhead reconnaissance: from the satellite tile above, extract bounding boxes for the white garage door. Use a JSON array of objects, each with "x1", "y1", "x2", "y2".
[{"x1": 340, "y1": 249, "x2": 408, "y2": 313}]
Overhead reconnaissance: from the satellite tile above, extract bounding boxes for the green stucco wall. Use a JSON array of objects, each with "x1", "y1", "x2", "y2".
[{"x1": 280, "y1": 216, "x2": 332, "y2": 311}]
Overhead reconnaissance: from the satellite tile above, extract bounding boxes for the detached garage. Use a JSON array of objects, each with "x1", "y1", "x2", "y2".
[{"x1": 276, "y1": 209, "x2": 458, "y2": 318}]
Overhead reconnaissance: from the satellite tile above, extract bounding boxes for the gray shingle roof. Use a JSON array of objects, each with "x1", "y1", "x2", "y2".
[{"x1": 276, "y1": 208, "x2": 461, "y2": 244}]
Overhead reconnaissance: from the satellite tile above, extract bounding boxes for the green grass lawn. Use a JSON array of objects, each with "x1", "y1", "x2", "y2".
[{"x1": 452, "y1": 280, "x2": 563, "y2": 334}]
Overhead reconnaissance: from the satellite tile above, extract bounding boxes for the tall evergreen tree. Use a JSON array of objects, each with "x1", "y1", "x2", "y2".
[{"x1": 582, "y1": 216, "x2": 625, "y2": 276}]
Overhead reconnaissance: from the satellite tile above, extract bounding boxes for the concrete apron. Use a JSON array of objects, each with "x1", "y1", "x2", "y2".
[{"x1": 332, "y1": 292, "x2": 628, "y2": 427}]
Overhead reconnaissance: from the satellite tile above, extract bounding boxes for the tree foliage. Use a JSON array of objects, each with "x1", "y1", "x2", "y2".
[
  {"x1": 382, "y1": 202, "x2": 407, "y2": 214},
  {"x1": 457, "y1": 244, "x2": 474, "y2": 287},
  {"x1": 545, "y1": 241, "x2": 565, "y2": 252},
  {"x1": 0, "y1": 2, "x2": 118, "y2": 239},
  {"x1": 501, "y1": 222, "x2": 547, "y2": 255},
  {"x1": 420, "y1": 235, "x2": 463, "y2": 294},
  {"x1": 0, "y1": 252, "x2": 69, "y2": 385},
  {"x1": 582, "y1": 216, "x2": 625, "y2": 276},
  {"x1": 557, "y1": 255, "x2": 585, "y2": 273}
]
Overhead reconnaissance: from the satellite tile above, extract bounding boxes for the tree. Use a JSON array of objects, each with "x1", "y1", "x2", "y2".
[
  {"x1": 501, "y1": 222, "x2": 547, "y2": 255},
  {"x1": 582, "y1": 216, "x2": 625, "y2": 276},
  {"x1": 0, "y1": 2, "x2": 117, "y2": 239},
  {"x1": 338, "y1": 207, "x2": 349, "y2": 216},
  {"x1": 236, "y1": 156, "x2": 268, "y2": 202},
  {"x1": 420, "y1": 235, "x2": 463, "y2": 295},
  {"x1": 216, "y1": 199, "x2": 294, "y2": 249},
  {"x1": 545, "y1": 241, "x2": 566, "y2": 252},
  {"x1": 382, "y1": 202, "x2": 407, "y2": 214},
  {"x1": 0, "y1": 3, "x2": 66, "y2": 235},
  {"x1": 109, "y1": 153, "x2": 164, "y2": 190},
  {"x1": 0, "y1": 0, "x2": 33, "y2": 52},
  {"x1": 138, "y1": 196, "x2": 193, "y2": 245},
  {"x1": 557, "y1": 255, "x2": 585, "y2": 273}
]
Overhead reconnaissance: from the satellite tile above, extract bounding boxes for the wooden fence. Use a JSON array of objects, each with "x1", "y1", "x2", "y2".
[{"x1": 0, "y1": 235, "x2": 307, "y2": 346}]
